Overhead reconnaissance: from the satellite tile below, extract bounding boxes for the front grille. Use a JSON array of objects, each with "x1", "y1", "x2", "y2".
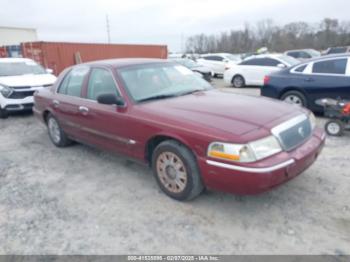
[
  {"x1": 272, "y1": 115, "x2": 312, "y2": 151},
  {"x1": 8, "y1": 90, "x2": 35, "y2": 99}
]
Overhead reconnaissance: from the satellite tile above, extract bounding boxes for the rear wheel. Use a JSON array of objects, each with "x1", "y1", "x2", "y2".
[
  {"x1": 0, "y1": 108, "x2": 8, "y2": 119},
  {"x1": 325, "y1": 120, "x2": 344, "y2": 136},
  {"x1": 232, "y1": 75, "x2": 245, "y2": 88},
  {"x1": 281, "y1": 91, "x2": 307, "y2": 107},
  {"x1": 47, "y1": 114, "x2": 72, "y2": 147},
  {"x1": 152, "y1": 140, "x2": 204, "y2": 201}
]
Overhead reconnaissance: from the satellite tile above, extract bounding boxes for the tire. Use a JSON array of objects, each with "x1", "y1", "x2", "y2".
[
  {"x1": 47, "y1": 114, "x2": 72, "y2": 147},
  {"x1": 325, "y1": 120, "x2": 344, "y2": 136},
  {"x1": 0, "y1": 108, "x2": 8, "y2": 119},
  {"x1": 232, "y1": 75, "x2": 245, "y2": 88},
  {"x1": 152, "y1": 140, "x2": 204, "y2": 201},
  {"x1": 281, "y1": 90, "x2": 307, "y2": 107}
]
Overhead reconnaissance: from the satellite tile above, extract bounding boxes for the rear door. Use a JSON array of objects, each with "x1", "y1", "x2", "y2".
[
  {"x1": 52, "y1": 66, "x2": 90, "y2": 139},
  {"x1": 199, "y1": 56, "x2": 225, "y2": 75},
  {"x1": 77, "y1": 67, "x2": 133, "y2": 156},
  {"x1": 303, "y1": 58, "x2": 350, "y2": 105}
]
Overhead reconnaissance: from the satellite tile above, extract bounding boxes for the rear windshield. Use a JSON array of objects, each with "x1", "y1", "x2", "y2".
[{"x1": 0, "y1": 60, "x2": 46, "y2": 76}]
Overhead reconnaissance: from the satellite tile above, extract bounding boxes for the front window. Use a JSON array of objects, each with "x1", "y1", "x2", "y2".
[
  {"x1": 174, "y1": 59, "x2": 198, "y2": 69},
  {"x1": 278, "y1": 55, "x2": 300, "y2": 66},
  {"x1": 0, "y1": 60, "x2": 47, "y2": 76},
  {"x1": 118, "y1": 63, "x2": 212, "y2": 102}
]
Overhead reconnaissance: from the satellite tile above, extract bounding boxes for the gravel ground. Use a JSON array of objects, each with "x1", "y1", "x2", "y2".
[{"x1": 0, "y1": 79, "x2": 349, "y2": 255}]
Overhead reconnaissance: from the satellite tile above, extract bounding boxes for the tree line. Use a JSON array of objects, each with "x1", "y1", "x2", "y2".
[{"x1": 185, "y1": 18, "x2": 350, "y2": 54}]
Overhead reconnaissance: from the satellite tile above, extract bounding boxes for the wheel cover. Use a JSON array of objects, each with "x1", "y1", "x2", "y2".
[
  {"x1": 327, "y1": 122, "x2": 341, "y2": 135},
  {"x1": 48, "y1": 118, "x2": 61, "y2": 144},
  {"x1": 283, "y1": 94, "x2": 303, "y2": 106},
  {"x1": 234, "y1": 76, "x2": 243, "y2": 87},
  {"x1": 156, "y1": 152, "x2": 188, "y2": 193}
]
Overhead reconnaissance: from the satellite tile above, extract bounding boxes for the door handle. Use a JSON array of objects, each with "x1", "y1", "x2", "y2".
[
  {"x1": 52, "y1": 100, "x2": 60, "y2": 108},
  {"x1": 78, "y1": 106, "x2": 89, "y2": 115},
  {"x1": 304, "y1": 77, "x2": 314, "y2": 82}
]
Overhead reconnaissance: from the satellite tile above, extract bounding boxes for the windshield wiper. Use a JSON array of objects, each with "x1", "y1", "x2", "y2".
[
  {"x1": 138, "y1": 94, "x2": 178, "y2": 103},
  {"x1": 177, "y1": 89, "x2": 204, "y2": 96}
]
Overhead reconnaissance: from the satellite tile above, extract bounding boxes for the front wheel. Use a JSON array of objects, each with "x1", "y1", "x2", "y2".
[
  {"x1": 47, "y1": 114, "x2": 72, "y2": 147},
  {"x1": 325, "y1": 120, "x2": 344, "y2": 136},
  {"x1": 152, "y1": 140, "x2": 204, "y2": 201}
]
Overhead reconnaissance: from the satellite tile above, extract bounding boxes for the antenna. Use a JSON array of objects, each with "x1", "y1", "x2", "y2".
[{"x1": 106, "y1": 14, "x2": 111, "y2": 44}]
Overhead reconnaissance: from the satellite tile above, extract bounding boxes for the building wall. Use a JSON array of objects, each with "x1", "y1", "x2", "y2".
[{"x1": 0, "y1": 27, "x2": 38, "y2": 46}]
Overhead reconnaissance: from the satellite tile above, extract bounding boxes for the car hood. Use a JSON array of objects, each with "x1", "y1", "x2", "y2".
[
  {"x1": 138, "y1": 89, "x2": 304, "y2": 138},
  {"x1": 0, "y1": 74, "x2": 57, "y2": 88}
]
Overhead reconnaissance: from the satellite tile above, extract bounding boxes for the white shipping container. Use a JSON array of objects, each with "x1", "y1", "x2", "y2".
[{"x1": 0, "y1": 27, "x2": 38, "y2": 46}]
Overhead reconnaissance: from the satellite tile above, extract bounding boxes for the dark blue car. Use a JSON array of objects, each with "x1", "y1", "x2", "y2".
[{"x1": 261, "y1": 54, "x2": 350, "y2": 112}]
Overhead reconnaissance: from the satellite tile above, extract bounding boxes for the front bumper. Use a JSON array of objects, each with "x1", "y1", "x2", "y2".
[
  {"x1": 0, "y1": 87, "x2": 43, "y2": 112},
  {"x1": 198, "y1": 128, "x2": 326, "y2": 195},
  {"x1": 0, "y1": 95, "x2": 35, "y2": 111}
]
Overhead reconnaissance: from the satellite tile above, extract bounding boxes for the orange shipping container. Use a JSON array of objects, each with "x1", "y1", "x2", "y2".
[{"x1": 21, "y1": 41, "x2": 168, "y2": 75}]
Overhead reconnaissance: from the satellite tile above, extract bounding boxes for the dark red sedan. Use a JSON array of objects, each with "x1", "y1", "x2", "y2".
[{"x1": 33, "y1": 59, "x2": 326, "y2": 201}]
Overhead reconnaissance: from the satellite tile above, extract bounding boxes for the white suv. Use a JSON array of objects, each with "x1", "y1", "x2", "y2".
[
  {"x1": 197, "y1": 53, "x2": 241, "y2": 76},
  {"x1": 0, "y1": 58, "x2": 57, "y2": 118}
]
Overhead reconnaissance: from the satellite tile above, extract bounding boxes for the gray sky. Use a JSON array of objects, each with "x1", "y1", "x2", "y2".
[{"x1": 0, "y1": 0, "x2": 349, "y2": 52}]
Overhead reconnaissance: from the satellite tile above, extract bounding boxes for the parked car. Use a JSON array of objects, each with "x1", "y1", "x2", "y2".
[
  {"x1": 34, "y1": 58, "x2": 325, "y2": 201},
  {"x1": 224, "y1": 54, "x2": 300, "y2": 88},
  {"x1": 197, "y1": 53, "x2": 241, "y2": 76},
  {"x1": 170, "y1": 58, "x2": 213, "y2": 82},
  {"x1": 284, "y1": 49, "x2": 321, "y2": 61},
  {"x1": 261, "y1": 54, "x2": 350, "y2": 112},
  {"x1": 0, "y1": 58, "x2": 57, "y2": 118},
  {"x1": 324, "y1": 46, "x2": 350, "y2": 55}
]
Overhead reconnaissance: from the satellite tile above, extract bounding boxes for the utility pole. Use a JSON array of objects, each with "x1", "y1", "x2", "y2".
[{"x1": 106, "y1": 14, "x2": 111, "y2": 44}]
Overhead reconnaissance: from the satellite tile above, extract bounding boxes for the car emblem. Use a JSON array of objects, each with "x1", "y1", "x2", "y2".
[{"x1": 298, "y1": 127, "x2": 305, "y2": 138}]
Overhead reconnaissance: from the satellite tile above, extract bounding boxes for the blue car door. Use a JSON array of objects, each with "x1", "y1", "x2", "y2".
[{"x1": 304, "y1": 58, "x2": 350, "y2": 107}]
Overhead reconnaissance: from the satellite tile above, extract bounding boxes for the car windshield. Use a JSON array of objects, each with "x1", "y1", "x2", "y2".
[
  {"x1": 307, "y1": 49, "x2": 321, "y2": 57},
  {"x1": 278, "y1": 55, "x2": 300, "y2": 66},
  {"x1": 118, "y1": 63, "x2": 212, "y2": 102},
  {"x1": 225, "y1": 54, "x2": 241, "y2": 61},
  {"x1": 0, "y1": 60, "x2": 47, "y2": 76}
]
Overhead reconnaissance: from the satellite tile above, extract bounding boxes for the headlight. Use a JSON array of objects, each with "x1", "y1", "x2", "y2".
[
  {"x1": 309, "y1": 112, "x2": 316, "y2": 129},
  {"x1": 0, "y1": 84, "x2": 13, "y2": 98},
  {"x1": 208, "y1": 136, "x2": 282, "y2": 163}
]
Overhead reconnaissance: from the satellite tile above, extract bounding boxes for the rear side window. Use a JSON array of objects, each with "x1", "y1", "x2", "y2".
[
  {"x1": 312, "y1": 59, "x2": 347, "y2": 75},
  {"x1": 261, "y1": 58, "x2": 280, "y2": 66},
  {"x1": 58, "y1": 66, "x2": 90, "y2": 97},
  {"x1": 87, "y1": 68, "x2": 120, "y2": 101},
  {"x1": 203, "y1": 56, "x2": 223, "y2": 61},
  {"x1": 287, "y1": 52, "x2": 299, "y2": 58},
  {"x1": 240, "y1": 58, "x2": 261, "y2": 66}
]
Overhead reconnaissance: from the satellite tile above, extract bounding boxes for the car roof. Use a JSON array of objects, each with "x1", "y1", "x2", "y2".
[
  {"x1": 0, "y1": 58, "x2": 36, "y2": 63},
  {"x1": 82, "y1": 58, "x2": 170, "y2": 69},
  {"x1": 245, "y1": 53, "x2": 284, "y2": 60},
  {"x1": 306, "y1": 53, "x2": 350, "y2": 63}
]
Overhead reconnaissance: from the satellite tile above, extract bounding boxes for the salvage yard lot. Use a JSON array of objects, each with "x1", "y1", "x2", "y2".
[{"x1": 0, "y1": 79, "x2": 349, "y2": 254}]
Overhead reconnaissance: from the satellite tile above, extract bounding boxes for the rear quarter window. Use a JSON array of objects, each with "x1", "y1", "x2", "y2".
[{"x1": 312, "y1": 59, "x2": 347, "y2": 75}]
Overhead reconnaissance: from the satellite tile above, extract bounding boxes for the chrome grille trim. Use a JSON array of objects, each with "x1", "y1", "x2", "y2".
[{"x1": 271, "y1": 114, "x2": 312, "y2": 151}]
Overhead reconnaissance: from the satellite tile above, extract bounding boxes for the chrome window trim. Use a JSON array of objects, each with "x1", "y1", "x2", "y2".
[{"x1": 206, "y1": 159, "x2": 295, "y2": 173}]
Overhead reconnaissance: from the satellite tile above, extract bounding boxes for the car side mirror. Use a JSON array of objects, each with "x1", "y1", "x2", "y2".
[
  {"x1": 223, "y1": 59, "x2": 229, "y2": 63},
  {"x1": 97, "y1": 93, "x2": 125, "y2": 107},
  {"x1": 46, "y1": 68, "x2": 54, "y2": 74},
  {"x1": 277, "y1": 63, "x2": 286, "y2": 69}
]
